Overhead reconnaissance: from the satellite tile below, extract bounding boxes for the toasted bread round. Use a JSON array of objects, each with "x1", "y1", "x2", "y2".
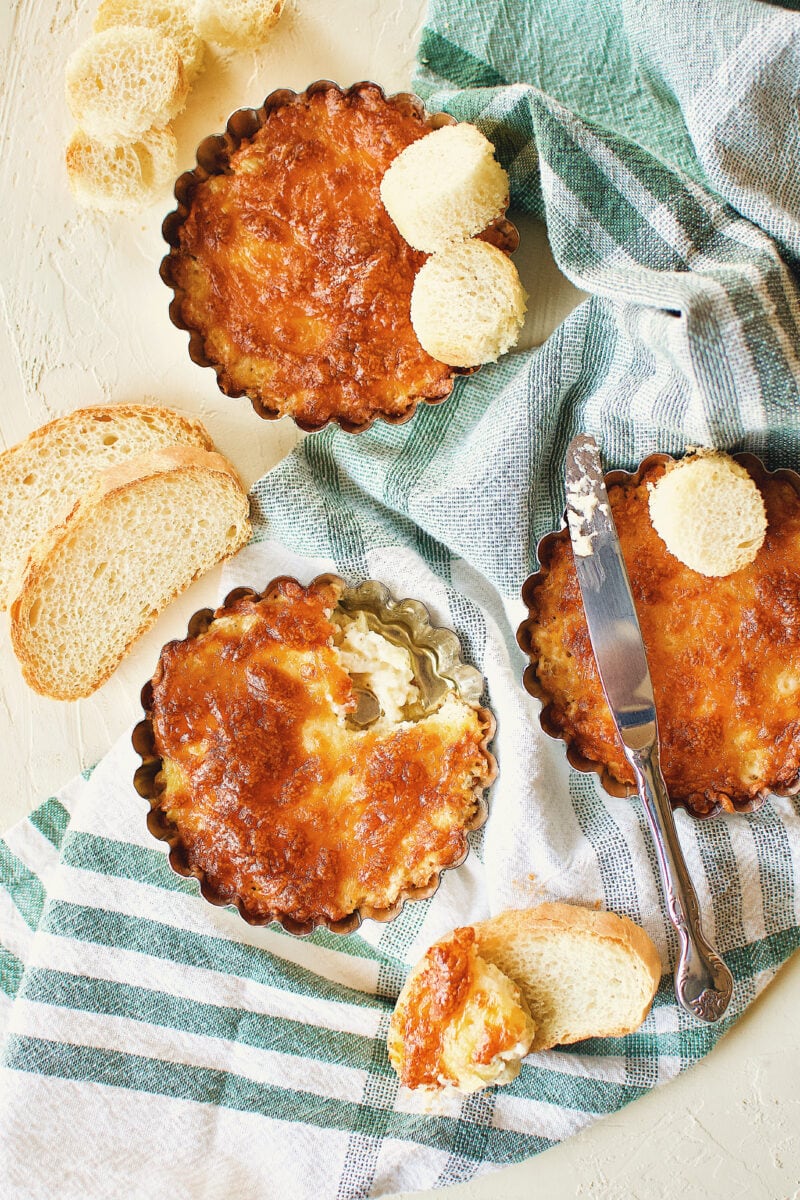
[
  {"x1": 380, "y1": 123, "x2": 509, "y2": 253},
  {"x1": 193, "y1": 0, "x2": 285, "y2": 49},
  {"x1": 648, "y1": 450, "x2": 767, "y2": 577},
  {"x1": 94, "y1": 0, "x2": 205, "y2": 83},
  {"x1": 66, "y1": 125, "x2": 178, "y2": 213},
  {"x1": 410, "y1": 239, "x2": 527, "y2": 367},
  {"x1": 65, "y1": 27, "x2": 188, "y2": 142},
  {"x1": 10, "y1": 446, "x2": 251, "y2": 699},
  {"x1": 0, "y1": 405, "x2": 213, "y2": 612},
  {"x1": 388, "y1": 926, "x2": 536, "y2": 1092},
  {"x1": 472, "y1": 903, "x2": 662, "y2": 1052}
]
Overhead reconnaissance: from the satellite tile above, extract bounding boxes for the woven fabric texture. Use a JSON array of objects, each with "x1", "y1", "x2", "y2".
[{"x1": 3, "y1": 1, "x2": 800, "y2": 1197}]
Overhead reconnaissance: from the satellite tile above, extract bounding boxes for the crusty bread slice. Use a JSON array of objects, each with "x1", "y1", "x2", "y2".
[
  {"x1": 0, "y1": 405, "x2": 213, "y2": 611},
  {"x1": 10, "y1": 446, "x2": 251, "y2": 700},
  {"x1": 66, "y1": 125, "x2": 178, "y2": 213},
  {"x1": 95, "y1": 0, "x2": 206, "y2": 84},
  {"x1": 192, "y1": 0, "x2": 285, "y2": 49},
  {"x1": 380, "y1": 123, "x2": 509, "y2": 253},
  {"x1": 410, "y1": 239, "x2": 527, "y2": 367},
  {"x1": 472, "y1": 903, "x2": 662, "y2": 1052},
  {"x1": 65, "y1": 27, "x2": 189, "y2": 142},
  {"x1": 648, "y1": 449, "x2": 767, "y2": 577}
]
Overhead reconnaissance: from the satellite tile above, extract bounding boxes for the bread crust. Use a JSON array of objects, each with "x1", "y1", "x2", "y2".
[
  {"x1": 0, "y1": 404, "x2": 214, "y2": 611},
  {"x1": 472, "y1": 903, "x2": 663, "y2": 1050},
  {"x1": 10, "y1": 446, "x2": 251, "y2": 700}
]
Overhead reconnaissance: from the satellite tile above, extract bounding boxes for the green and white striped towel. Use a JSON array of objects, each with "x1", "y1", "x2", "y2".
[{"x1": 3, "y1": 0, "x2": 800, "y2": 1196}]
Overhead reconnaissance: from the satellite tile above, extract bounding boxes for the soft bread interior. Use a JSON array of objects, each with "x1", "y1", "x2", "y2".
[
  {"x1": 10, "y1": 447, "x2": 250, "y2": 699},
  {"x1": 380, "y1": 123, "x2": 509, "y2": 253},
  {"x1": 193, "y1": 0, "x2": 285, "y2": 49},
  {"x1": 648, "y1": 450, "x2": 767, "y2": 577},
  {"x1": 0, "y1": 405, "x2": 212, "y2": 610},
  {"x1": 473, "y1": 904, "x2": 663, "y2": 1052},
  {"x1": 410, "y1": 239, "x2": 527, "y2": 367}
]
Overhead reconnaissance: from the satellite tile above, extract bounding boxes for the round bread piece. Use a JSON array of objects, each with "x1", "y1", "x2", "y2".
[
  {"x1": 66, "y1": 125, "x2": 178, "y2": 213},
  {"x1": 94, "y1": 0, "x2": 205, "y2": 83},
  {"x1": 65, "y1": 28, "x2": 189, "y2": 142},
  {"x1": 0, "y1": 405, "x2": 213, "y2": 612},
  {"x1": 410, "y1": 239, "x2": 527, "y2": 367},
  {"x1": 193, "y1": 0, "x2": 286, "y2": 49},
  {"x1": 388, "y1": 926, "x2": 536, "y2": 1093},
  {"x1": 10, "y1": 446, "x2": 251, "y2": 699},
  {"x1": 380, "y1": 123, "x2": 510, "y2": 253},
  {"x1": 472, "y1": 903, "x2": 662, "y2": 1052},
  {"x1": 648, "y1": 450, "x2": 767, "y2": 577}
]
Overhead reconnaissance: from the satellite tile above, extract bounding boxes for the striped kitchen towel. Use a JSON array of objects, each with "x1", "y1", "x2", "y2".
[{"x1": 3, "y1": 0, "x2": 800, "y2": 1197}]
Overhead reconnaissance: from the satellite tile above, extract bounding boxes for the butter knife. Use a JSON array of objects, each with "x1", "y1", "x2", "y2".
[{"x1": 564, "y1": 434, "x2": 733, "y2": 1022}]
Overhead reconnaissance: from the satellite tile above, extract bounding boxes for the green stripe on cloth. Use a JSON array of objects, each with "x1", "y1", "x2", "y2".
[
  {"x1": 0, "y1": 842, "x2": 46, "y2": 931},
  {"x1": 18, "y1": 968, "x2": 386, "y2": 1075},
  {"x1": 0, "y1": 946, "x2": 24, "y2": 999},
  {"x1": 3, "y1": 2, "x2": 800, "y2": 1196},
  {"x1": 28, "y1": 798, "x2": 71, "y2": 852},
  {"x1": 41, "y1": 901, "x2": 392, "y2": 1012},
  {"x1": 3, "y1": 1035, "x2": 555, "y2": 1163}
]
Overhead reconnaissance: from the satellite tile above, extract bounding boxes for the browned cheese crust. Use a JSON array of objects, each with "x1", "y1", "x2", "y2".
[
  {"x1": 148, "y1": 578, "x2": 491, "y2": 927},
  {"x1": 169, "y1": 86, "x2": 454, "y2": 429},
  {"x1": 524, "y1": 461, "x2": 800, "y2": 815}
]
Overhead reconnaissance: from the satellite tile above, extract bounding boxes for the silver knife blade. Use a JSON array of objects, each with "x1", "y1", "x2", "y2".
[{"x1": 564, "y1": 434, "x2": 656, "y2": 752}]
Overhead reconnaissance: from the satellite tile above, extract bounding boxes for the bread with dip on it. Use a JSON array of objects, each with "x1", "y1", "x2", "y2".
[
  {"x1": 648, "y1": 448, "x2": 767, "y2": 576},
  {"x1": 380, "y1": 123, "x2": 510, "y2": 254},
  {"x1": 388, "y1": 903, "x2": 661, "y2": 1093}
]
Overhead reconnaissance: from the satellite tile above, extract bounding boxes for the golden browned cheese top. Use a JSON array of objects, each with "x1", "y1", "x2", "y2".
[
  {"x1": 526, "y1": 461, "x2": 800, "y2": 814},
  {"x1": 149, "y1": 579, "x2": 488, "y2": 926},
  {"x1": 390, "y1": 926, "x2": 529, "y2": 1089},
  {"x1": 171, "y1": 86, "x2": 454, "y2": 428}
]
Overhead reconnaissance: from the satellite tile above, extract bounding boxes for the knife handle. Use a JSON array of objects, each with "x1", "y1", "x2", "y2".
[{"x1": 628, "y1": 743, "x2": 734, "y2": 1023}]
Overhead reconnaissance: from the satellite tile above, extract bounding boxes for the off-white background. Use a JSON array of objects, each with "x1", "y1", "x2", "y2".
[{"x1": 1, "y1": 2, "x2": 798, "y2": 1197}]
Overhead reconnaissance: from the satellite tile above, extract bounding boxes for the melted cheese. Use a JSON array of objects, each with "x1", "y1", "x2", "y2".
[
  {"x1": 150, "y1": 578, "x2": 491, "y2": 926},
  {"x1": 388, "y1": 926, "x2": 535, "y2": 1092},
  {"x1": 528, "y1": 462, "x2": 800, "y2": 814},
  {"x1": 170, "y1": 86, "x2": 454, "y2": 429}
]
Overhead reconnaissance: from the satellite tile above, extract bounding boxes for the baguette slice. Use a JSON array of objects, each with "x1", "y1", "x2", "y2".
[
  {"x1": 473, "y1": 903, "x2": 662, "y2": 1052},
  {"x1": 65, "y1": 27, "x2": 188, "y2": 142},
  {"x1": 66, "y1": 125, "x2": 178, "y2": 213},
  {"x1": 410, "y1": 239, "x2": 527, "y2": 367},
  {"x1": 0, "y1": 405, "x2": 213, "y2": 611},
  {"x1": 95, "y1": 0, "x2": 206, "y2": 84},
  {"x1": 192, "y1": 0, "x2": 285, "y2": 49},
  {"x1": 648, "y1": 449, "x2": 767, "y2": 577},
  {"x1": 10, "y1": 446, "x2": 251, "y2": 700},
  {"x1": 380, "y1": 123, "x2": 509, "y2": 254}
]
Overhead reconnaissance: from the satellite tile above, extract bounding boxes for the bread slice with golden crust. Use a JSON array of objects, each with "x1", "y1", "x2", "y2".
[
  {"x1": 0, "y1": 405, "x2": 212, "y2": 611},
  {"x1": 10, "y1": 446, "x2": 251, "y2": 700},
  {"x1": 192, "y1": 0, "x2": 285, "y2": 50},
  {"x1": 387, "y1": 903, "x2": 662, "y2": 1092},
  {"x1": 473, "y1": 903, "x2": 663, "y2": 1052},
  {"x1": 380, "y1": 123, "x2": 509, "y2": 254},
  {"x1": 95, "y1": 0, "x2": 206, "y2": 83},
  {"x1": 66, "y1": 125, "x2": 178, "y2": 213},
  {"x1": 65, "y1": 27, "x2": 189, "y2": 142}
]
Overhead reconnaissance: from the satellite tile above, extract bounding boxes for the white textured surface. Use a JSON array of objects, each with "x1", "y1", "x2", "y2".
[{"x1": 0, "y1": 1, "x2": 798, "y2": 1197}]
